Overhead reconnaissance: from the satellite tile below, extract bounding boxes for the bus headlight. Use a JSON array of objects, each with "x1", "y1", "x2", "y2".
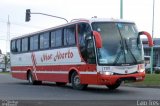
[
  {"x1": 138, "y1": 69, "x2": 145, "y2": 73},
  {"x1": 138, "y1": 64, "x2": 145, "y2": 73},
  {"x1": 100, "y1": 71, "x2": 113, "y2": 75}
]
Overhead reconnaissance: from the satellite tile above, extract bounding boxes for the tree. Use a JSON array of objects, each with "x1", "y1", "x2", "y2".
[{"x1": 2, "y1": 54, "x2": 10, "y2": 72}]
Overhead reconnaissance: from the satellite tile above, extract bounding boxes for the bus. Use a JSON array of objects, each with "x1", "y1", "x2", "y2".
[{"x1": 10, "y1": 18, "x2": 153, "y2": 90}]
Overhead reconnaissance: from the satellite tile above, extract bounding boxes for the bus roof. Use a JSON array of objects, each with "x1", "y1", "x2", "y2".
[
  {"x1": 89, "y1": 18, "x2": 134, "y2": 23},
  {"x1": 11, "y1": 18, "x2": 135, "y2": 40}
]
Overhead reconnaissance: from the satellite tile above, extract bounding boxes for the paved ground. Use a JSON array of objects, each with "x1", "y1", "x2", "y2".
[{"x1": 0, "y1": 73, "x2": 160, "y2": 105}]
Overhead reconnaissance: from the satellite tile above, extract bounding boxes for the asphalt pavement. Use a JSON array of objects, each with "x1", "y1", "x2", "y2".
[{"x1": 0, "y1": 73, "x2": 160, "y2": 106}]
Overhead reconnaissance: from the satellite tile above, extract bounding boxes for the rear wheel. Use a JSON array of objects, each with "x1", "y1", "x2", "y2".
[
  {"x1": 71, "y1": 72, "x2": 88, "y2": 90},
  {"x1": 28, "y1": 71, "x2": 42, "y2": 85},
  {"x1": 106, "y1": 82, "x2": 121, "y2": 90}
]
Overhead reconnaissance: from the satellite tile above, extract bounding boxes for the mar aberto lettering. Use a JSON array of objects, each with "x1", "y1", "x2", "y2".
[{"x1": 41, "y1": 50, "x2": 74, "y2": 62}]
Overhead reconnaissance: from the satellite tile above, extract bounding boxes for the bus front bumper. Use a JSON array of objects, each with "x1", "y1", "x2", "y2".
[{"x1": 97, "y1": 72, "x2": 145, "y2": 85}]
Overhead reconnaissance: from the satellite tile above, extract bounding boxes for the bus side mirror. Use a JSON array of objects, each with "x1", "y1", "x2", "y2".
[
  {"x1": 138, "y1": 31, "x2": 154, "y2": 47},
  {"x1": 92, "y1": 31, "x2": 102, "y2": 48}
]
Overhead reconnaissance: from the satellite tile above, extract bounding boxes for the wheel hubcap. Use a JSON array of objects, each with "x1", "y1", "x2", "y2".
[
  {"x1": 74, "y1": 75, "x2": 80, "y2": 86},
  {"x1": 29, "y1": 75, "x2": 32, "y2": 83}
]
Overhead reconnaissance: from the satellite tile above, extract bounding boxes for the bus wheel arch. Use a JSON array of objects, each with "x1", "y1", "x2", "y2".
[
  {"x1": 69, "y1": 69, "x2": 77, "y2": 83},
  {"x1": 27, "y1": 70, "x2": 34, "y2": 85},
  {"x1": 27, "y1": 69, "x2": 31, "y2": 80},
  {"x1": 106, "y1": 80, "x2": 122, "y2": 90}
]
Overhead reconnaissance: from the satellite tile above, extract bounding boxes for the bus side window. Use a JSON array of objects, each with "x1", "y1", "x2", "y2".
[
  {"x1": 16, "y1": 39, "x2": 21, "y2": 52},
  {"x1": 78, "y1": 23, "x2": 96, "y2": 64},
  {"x1": 11, "y1": 40, "x2": 17, "y2": 52},
  {"x1": 86, "y1": 34, "x2": 96, "y2": 64},
  {"x1": 30, "y1": 35, "x2": 39, "y2": 51},
  {"x1": 40, "y1": 32, "x2": 49, "y2": 49},
  {"x1": 64, "y1": 25, "x2": 76, "y2": 46},
  {"x1": 22, "y1": 37, "x2": 29, "y2": 52},
  {"x1": 51, "y1": 29, "x2": 63, "y2": 48}
]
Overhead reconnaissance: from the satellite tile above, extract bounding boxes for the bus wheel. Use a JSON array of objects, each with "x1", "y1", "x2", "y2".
[
  {"x1": 71, "y1": 72, "x2": 88, "y2": 90},
  {"x1": 56, "y1": 82, "x2": 67, "y2": 86},
  {"x1": 28, "y1": 72, "x2": 35, "y2": 85},
  {"x1": 106, "y1": 82, "x2": 121, "y2": 90},
  {"x1": 28, "y1": 72, "x2": 42, "y2": 85}
]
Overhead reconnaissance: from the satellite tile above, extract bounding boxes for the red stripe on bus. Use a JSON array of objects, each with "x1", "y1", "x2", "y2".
[{"x1": 11, "y1": 64, "x2": 96, "y2": 72}]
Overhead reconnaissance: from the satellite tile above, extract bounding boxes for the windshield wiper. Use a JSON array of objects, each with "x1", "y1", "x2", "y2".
[
  {"x1": 124, "y1": 39, "x2": 138, "y2": 64},
  {"x1": 113, "y1": 41, "x2": 125, "y2": 65}
]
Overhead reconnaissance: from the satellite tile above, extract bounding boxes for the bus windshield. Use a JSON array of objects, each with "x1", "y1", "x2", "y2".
[{"x1": 92, "y1": 22, "x2": 143, "y2": 65}]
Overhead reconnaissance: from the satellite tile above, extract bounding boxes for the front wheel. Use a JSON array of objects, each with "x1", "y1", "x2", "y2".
[
  {"x1": 106, "y1": 82, "x2": 121, "y2": 90},
  {"x1": 71, "y1": 72, "x2": 88, "y2": 90}
]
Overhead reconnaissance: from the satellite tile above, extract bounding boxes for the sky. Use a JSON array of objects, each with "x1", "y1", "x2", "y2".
[{"x1": 0, "y1": 0, "x2": 160, "y2": 54}]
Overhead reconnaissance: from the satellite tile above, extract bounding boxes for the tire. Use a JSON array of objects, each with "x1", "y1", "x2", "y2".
[
  {"x1": 56, "y1": 82, "x2": 67, "y2": 86},
  {"x1": 106, "y1": 82, "x2": 121, "y2": 90},
  {"x1": 71, "y1": 72, "x2": 88, "y2": 90},
  {"x1": 28, "y1": 71, "x2": 42, "y2": 85}
]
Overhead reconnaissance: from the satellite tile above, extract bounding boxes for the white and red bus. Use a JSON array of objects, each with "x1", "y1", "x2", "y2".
[{"x1": 10, "y1": 18, "x2": 153, "y2": 90}]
